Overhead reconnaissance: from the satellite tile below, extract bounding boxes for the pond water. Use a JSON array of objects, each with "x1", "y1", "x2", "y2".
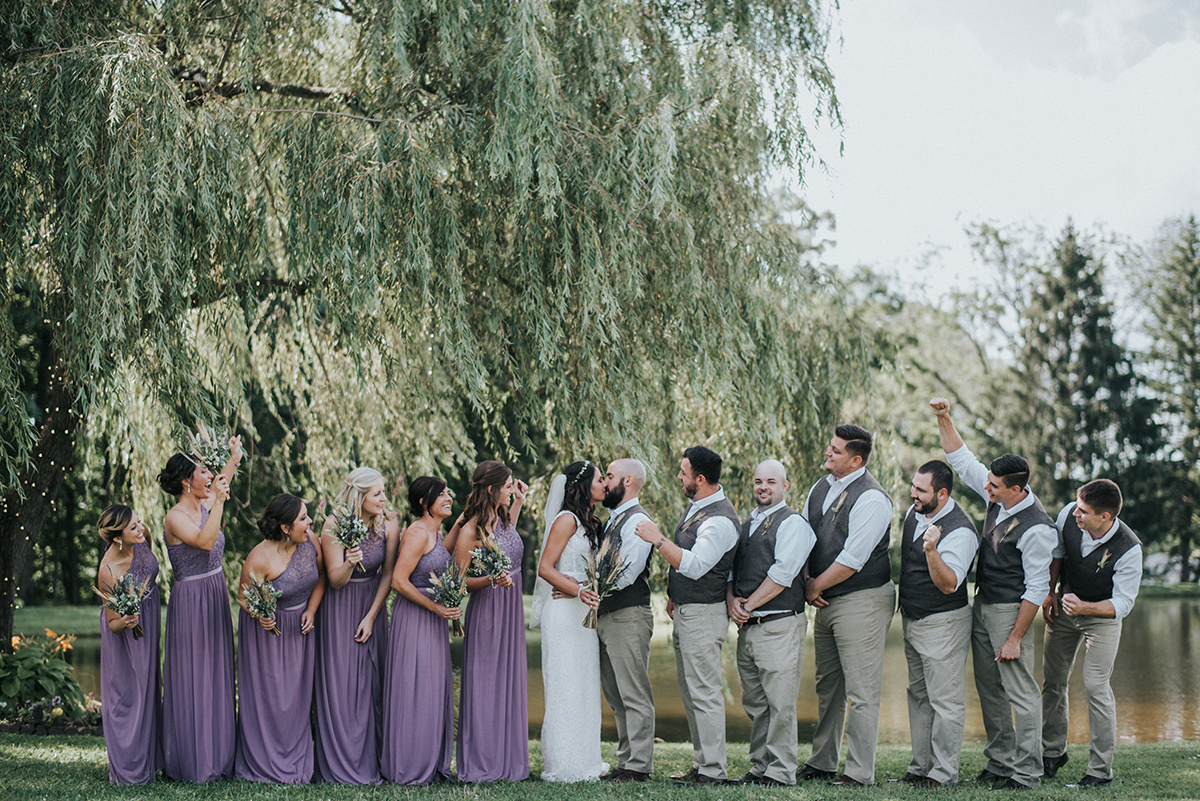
[{"x1": 66, "y1": 597, "x2": 1200, "y2": 744}]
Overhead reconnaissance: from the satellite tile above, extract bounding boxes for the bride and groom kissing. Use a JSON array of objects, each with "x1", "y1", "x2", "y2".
[{"x1": 533, "y1": 458, "x2": 656, "y2": 783}]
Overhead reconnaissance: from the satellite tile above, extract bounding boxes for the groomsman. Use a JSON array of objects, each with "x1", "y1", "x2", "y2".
[
  {"x1": 898, "y1": 460, "x2": 979, "y2": 787},
  {"x1": 800, "y1": 424, "x2": 895, "y2": 787},
  {"x1": 932, "y1": 398, "x2": 1055, "y2": 790},
  {"x1": 1041, "y1": 479, "x2": 1142, "y2": 787},
  {"x1": 596, "y1": 458, "x2": 656, "y2": 783},
  {"x1": 727, "y1": 460, "x2": 815, "y2": 786},
  {"x1": 636, "y1": 446, "x2": 739, "y2": 785}
]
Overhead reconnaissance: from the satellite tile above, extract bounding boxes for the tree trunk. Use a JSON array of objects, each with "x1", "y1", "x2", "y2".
[{"x1": 0, "y1": 368, "x2": 80, "y2": 651}]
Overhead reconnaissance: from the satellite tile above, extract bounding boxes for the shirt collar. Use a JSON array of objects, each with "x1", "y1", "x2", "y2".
[
  {"x1": 610, "y1": 497, "x2": 640, "y2": 517},
  {"x1": 1002, "y1": 488, "x2": 1036, "y2": 516},
  {"x1": 751, "y1": 499, "x2": 788, "y2": 520},
  {"x1": 1089, "y1": 517, "x2": 1121, "y2": 544},
  {"x1": 826, "y1": 466, "x2": 866, "y2": 493},
  {"x1": 918, "y1": 496, "x2": 958, "y2": 525},
  {"x1": 690, "y1": 487, "x2": 727, "y2": 513}
]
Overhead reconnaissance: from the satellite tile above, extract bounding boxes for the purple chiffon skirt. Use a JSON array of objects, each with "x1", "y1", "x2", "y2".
[
  {"x1": 313, "y1": 576, "x2": 387, "y2": 784},
  {"x1": 99, "y1": 585, "x2": 163, "y2": 784},
  {"x1": 456, "y1": 582, "x2": 529, "y2": 782},
  {"x1": 162, "y1": 569, "x2": 236, "y2": 782},
  {"x1": 234, "y1": 605, "x2": 316, "y2": 783},
  {"x1": 380, "y1": 594, "x2": 455, "y2": 784}
]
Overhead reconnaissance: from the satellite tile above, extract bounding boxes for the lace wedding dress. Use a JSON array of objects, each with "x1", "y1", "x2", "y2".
[{"x1": 538, "y1": 510, "x2": 609, "y2": 782}]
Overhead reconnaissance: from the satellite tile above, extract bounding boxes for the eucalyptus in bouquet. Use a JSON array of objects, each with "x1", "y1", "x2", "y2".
[
  {"x1": 580, "y1": 536, "x2": 629, "y2": 629},
  {"x1": 93, "y1": 568, "x2": 153, "y2": 639},
  {"x1": 329, "y1": 505, "x2": 371, "y2": 572},
  {"x1": 188, "y1": 423, "x2": 232, "y2": 474},
  {"x1": 242, "y1": 573, "x2": 282, "y2": 635},
  {"x1": 429, "y1": 563, "x2": 469, "y2": 637},
  {"x1": 467, "y1": 541, "x2": 513, "y2": 586}
]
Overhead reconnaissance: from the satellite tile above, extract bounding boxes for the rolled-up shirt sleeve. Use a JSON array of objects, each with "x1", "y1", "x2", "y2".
[
  {"x1": 833, "y1": 490, "x2": 893, "y2": 572},
  {"x1": 678, "y1": 516, "x2": 740, "y2": 579},
  {"x1": 945, "y1": 444, "x2": 991, "y2": 504},
  {"x1": 1052, "y1": 503, "x2": 1075, "y2": 559},
  {"x1": 1016, "y1": 524, "x2": 1056, "y2": 605},
  {"x1": 936, "y1": 527, "x2": 979, "y2": 590},
  {"x1": 1109, "y1": 546, "x2": 1142, "y2": 620},
  {"x1": 614, "y1": 513, "x2": 653, "y2": 591},
  {"x1": 766, "y1": 515, "x2": 816, "y2": 588}
]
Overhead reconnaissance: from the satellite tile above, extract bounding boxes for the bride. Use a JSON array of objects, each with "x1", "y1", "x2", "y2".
[{"x1": 535, "y1": 460, "x2": 610, "y2": 782}]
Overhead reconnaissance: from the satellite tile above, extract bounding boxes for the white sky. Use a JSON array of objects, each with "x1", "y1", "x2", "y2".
[{"x1": 796, "y1": 0, "x2": 1200, "y2": 293}]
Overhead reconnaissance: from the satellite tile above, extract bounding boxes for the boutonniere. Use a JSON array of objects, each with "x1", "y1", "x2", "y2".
[
  {"x1": 830, "y1": 491, "x2": 849, "y2": 521},
  {"x1": 758, "y1": 514, "x2": 773, "y2": 532},
  {"x1": 689, "y1": 510, "x2": 708, "y2": 528},
  {"x1": 1097, "y1": 549, "x2": 1113, "y2": 572},
  {"x1": 997, "y1": 518, "x2": 1020, "y2": 543}
]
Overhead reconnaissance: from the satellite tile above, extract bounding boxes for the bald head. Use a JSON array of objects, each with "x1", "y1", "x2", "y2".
[
  {"x1": 603, "y1": 459, "x2": 646, "y2": 509},
  {"x1": 752, "y1": 459, "x2": 789, "y2": 509}
]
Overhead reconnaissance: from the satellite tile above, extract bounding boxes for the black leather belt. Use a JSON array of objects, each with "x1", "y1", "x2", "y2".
[{"x1": 743, "y1": 610, "x2": 800, "y2": 626}]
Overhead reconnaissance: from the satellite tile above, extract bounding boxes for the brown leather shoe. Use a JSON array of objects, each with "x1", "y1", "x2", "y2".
[
  {"x1": 671, "y1": 767, "x2": 699, "y2": 782},
  {"x1": 610, "y1": 769, "x2": 650, "y2": 783},
  {"x1": 599, "y1": 767, "x2": 623, "y2": 781}
]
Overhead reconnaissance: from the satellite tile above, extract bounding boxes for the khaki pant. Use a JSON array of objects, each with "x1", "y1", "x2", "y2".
[
  {"x1": 597, "y1": 604, "x2": 656, "y2": 774},
  {"x1": 973, "y1": 602, "x2": 1042, "y2": 786},
  {"x1": 672, "y1": 601, "x2": 731, "y2": 780},
  {"x1": 1041, "y1": 613, "x2": 1122, "y2": 780},
  {"x1": 736, "y1": 613, "x2": 805, "y2": 784},
  {"x1": 903, "y1": 604, "x2": 972, "y2": 785},
  {"x1": 807, "y1": 581, "x2": 896, "y2": 785}
]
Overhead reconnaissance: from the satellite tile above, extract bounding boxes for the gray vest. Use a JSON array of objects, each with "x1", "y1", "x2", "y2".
[
  {"x1": 733, "y1": 506, "x2": 804, "y2": 613},
  {"x1": 598, "y1": 503, "x2": 652, "y2": 615},
  {"x1": 1060, "y1": 510, "x2": 1140, "y2": 604},
  {"x1": 976, "y1": 494, "x2": 1053, "y2": 604},
  {"x1": 806, "y1": 471, "x2": 892, "y2": 599},
  {"x1": 667, "y1": 496, "x2": 740, "y2": 605},
  {"x1": 898, "y1": 503, "x2": 977, "y2": 619}
]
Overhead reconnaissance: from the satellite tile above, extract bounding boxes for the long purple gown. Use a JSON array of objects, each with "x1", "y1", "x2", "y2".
[
  {"x1": 162, "y1": 506, "x2": 236, "y2": 782},
  {"x1": 99, "y1": 541, "x2": 163, "y2": 785},
  {"x1": 235, "y1": 539, "x2": 321, "y2": 783},
  {"x1": 381, "y1": 544, "x2": 456, "y2": 784},
  {"x1": 314, "y1": 527, "x2": 387, "y2": 784},
  {"x1": 457, "y1": 519, "x2": 528, "y2": 782}
]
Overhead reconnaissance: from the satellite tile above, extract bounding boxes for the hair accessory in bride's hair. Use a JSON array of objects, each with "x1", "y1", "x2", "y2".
[{"x1": 569, "y1": 461, "x2": 591, "y2": 486}]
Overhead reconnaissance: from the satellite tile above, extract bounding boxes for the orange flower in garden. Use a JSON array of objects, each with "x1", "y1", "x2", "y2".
[
  {"x1": 44, "y1": 628, "x2": 55, "y2": 637},
  {"x1": 9, "y1": 635, "x2": 16, "y2": 649}
]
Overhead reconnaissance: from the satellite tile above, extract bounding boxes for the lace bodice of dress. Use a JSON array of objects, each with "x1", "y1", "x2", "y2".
[
  {"x1": 273, "y1": 539, "x2": 320, "y2": 608},
  {"x1": 357, "y1": 523, "x2": 387, "y2": 576},
  {"x1": 493, "y1": 518, "x2": 524, "y2": 575},
  {"x1": 411, "y1": 544, "x2": 452, "y2": 592},
  {"x1": 552, "y1": 512, "x2": 593, "y2": 584},
  {"x1": 166, "y1": 505, "x2": 225, "y2": 577},
  {"x1": 127, "y1": 541, "x2": 160, "y2": 584}
]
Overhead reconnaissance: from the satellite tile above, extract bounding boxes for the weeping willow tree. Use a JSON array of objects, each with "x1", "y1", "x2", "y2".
[{"x1": 0, "y1": 0, "x2": 881, "y2": 645}]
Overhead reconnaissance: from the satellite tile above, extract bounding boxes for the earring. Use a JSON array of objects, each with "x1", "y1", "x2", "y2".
[
  {"x1": 118, "y1": 541, "x2": 123, "y2": 551},
  {"x1": 186, "y1": 483, "x2": 191, "y2": 494}
]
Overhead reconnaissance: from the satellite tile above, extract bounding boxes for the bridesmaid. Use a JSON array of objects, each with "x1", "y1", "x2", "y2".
[
  {"x1": 158, "y1": 437, "x2": 242, "y2": 782},
  {"x1": 380, "y1": 477, "x2": 462, "y2": 784},
  {"x1": 313, "y1": 467, "x2": 400, "y2": 784},
  {"x1": 234, "y1": 493, "x2": 326, "y2": 783},
  {"x1": 448, "y1": 460, "x2": 530, "y2": 782},
  {"x1": 97, "y1": 505, "x2": 162, "y2": 785}
]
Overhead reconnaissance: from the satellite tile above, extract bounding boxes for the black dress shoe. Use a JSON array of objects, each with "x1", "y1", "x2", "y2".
[
  {"x1": 976, "y1": 769, "x2": 1009, "y2": 784},
  {"x1": 599, "y1": 767, "x2": 622, "y2": 781},
  {"x1": 1070, "y1": 775, "x2": 1112, "y2": 787},
  {"x1": 900, "y1": 772, "x2": 925, "y2": 784},
  {"x1": 798, "y1": 764, "x2": 838, "y2": 781},
  {"x1": 680, "y1": 773, "x2": 727, "y2": 786},
  {"x1": 671, "y1": 767, "x2": 699, "y2": 782},
  {"x1": 1043, "y1": 751, "x2": 1069, "y2": 778},
  {"x1": 915, "y1": 777, "x2": 944, "y2": 788},
  {"x1": 990, "y1": 778, "x2": 1032, "y2": 791},
  {"x1": 736, "y1": 773, "x2": 785, "y2": 786},
  {"x1": 610, "y1": 769, "x2": 650, "y2": 783},
  {"x1": 829, "y1": 775, "x2": 867, "y2": 787}
]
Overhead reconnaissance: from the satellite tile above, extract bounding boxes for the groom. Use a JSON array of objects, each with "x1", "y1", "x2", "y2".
[{"x1": 596, "y1": 459, "x2": 657, "y2": 782}]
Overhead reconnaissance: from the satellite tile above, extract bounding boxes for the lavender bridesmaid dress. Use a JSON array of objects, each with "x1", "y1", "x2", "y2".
[
  {"x1": 457, "y1": 519, "x2": 529, "y2": 782},
  {"x1": 313, "y1": 527, "x2": 387, "y2": 784},
  {"x1": 99, "y1": 541, "x2": 163, "y2": 785},
  {"x1": 380, "y1": 544, "x2": 456, "y2": 784},
  {"x1": 162, "y1": 506, "x2": 236, "y2": 782},
  {"x1": 235, "y1": 538, "x2": 321, "y2": 783}
]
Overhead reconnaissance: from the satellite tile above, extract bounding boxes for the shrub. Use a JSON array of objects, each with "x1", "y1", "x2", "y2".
[{"x1": 0, "y1": 629, "x2": 86, "y2": 719}]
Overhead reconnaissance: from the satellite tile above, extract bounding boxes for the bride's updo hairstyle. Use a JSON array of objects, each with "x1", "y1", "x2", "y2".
[
  {"x1": 562, "y1": 460, "x2": 603, "y2": 550},
  {"x1": 459, "y1": 460, "x2": 513, "y2": 547},
  {"x1": 408, "y1": 476, "x2": 448, "y2": 519},
  {"x1": 335, "y1": 467, "x2": 385, "y2": 533},
  {"x1": 257, "y1": 494, "x2": 305, "y2": 542}
]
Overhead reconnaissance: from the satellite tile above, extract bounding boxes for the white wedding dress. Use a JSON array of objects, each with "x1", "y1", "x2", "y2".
[{"x1": 538, "y1": 510, "x2": 609, "y2": 782}]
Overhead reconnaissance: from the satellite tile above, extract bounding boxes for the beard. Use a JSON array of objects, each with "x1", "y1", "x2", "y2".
[
  {"x1": 913, "y1": 497, "x2": 934, "y2": 514},
  {"x1": 602, "y1": 482, "x2": 626, "y2": 509}
]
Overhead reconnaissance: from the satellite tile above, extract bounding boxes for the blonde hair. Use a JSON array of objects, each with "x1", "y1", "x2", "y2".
[
  {"x1": 98, "y1": 505, "x2": 133, "y2": 545},
  {"x1": 336, "y1": 467, "x2": 385, "y2": 532}
]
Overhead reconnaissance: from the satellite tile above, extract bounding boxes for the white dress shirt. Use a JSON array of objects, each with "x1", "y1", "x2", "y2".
[
  {"x1": 607, "y1": 496, "x2": 653, "y2": 592},
  {"x1": 945, "y1": 444, "x2": 1055, "y2": 605},
  {"x1": 732, "y1": 501, "x2": 817, "y2": 617},
  {"x1": 676, "y1": 487, "x2": 740, "y2": 580},
  {"x1": 1053, "y1": 502, "x2": 1142, "y2": 620},
  {"x1": 800, "y1": 466, "x2": 893, "y2": 571},
  {"x1": 906, "y1": 497, "x2": 979, "y2": 590}
]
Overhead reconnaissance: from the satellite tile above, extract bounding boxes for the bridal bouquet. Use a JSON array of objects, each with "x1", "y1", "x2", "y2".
[
  {"x1": 429, "y1": 563, "x2": 468, "y2": 637},
  {"x1": 188, "y1": 424, "x2": 232, "y2": 474},
  {"x1": 329, "y1": 506, "x2": 370, "y2": 572},
  {"x1": 242, "y1": 573, "x2": 282, "y2": 635},
  {"x1": 93, "y1": 569, "x2": 153, "y2": 639},
  {"x1": 580, "y1": 536, "x2": 629, "y2": 629},
  {"x1": 467, "y1": 542, "x2": 513, "y2": 586}
]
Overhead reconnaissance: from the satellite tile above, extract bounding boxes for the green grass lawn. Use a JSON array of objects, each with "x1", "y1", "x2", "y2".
[{"x1": 2, "y1": 735, "x2": 1199, "y2": 799}]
